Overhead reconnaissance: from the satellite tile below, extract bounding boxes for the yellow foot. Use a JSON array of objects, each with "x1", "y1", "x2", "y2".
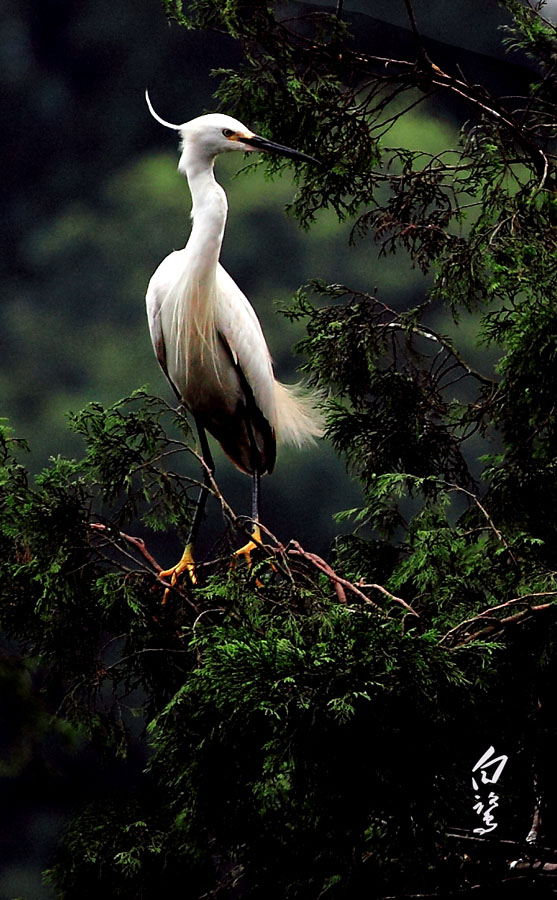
[
  {"x1": 231, "y1": 524, "x2": 262, "y2": 569},
  {"x1": 159, "y1": 543, "x2": 196, "y2": 603}
]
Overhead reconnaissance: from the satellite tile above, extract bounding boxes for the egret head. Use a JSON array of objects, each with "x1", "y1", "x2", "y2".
[{"x1": 145, "y1": 91, "x2": 318, "y2": 168}]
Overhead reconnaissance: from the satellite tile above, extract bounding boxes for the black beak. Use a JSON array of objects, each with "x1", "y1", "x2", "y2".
[{"x1": 242, "y1": 134, "x2": 319, "y2": 165}]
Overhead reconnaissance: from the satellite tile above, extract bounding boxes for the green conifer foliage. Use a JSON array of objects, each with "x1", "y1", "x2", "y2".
[{"x1": 2, "y1": 1, "x2": 557, "y2": 896}]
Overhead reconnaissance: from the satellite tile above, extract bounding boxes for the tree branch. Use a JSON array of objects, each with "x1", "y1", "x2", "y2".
[
  {"x1": 440, "y1": 592, "x2": 557, "y2": 646},
  {"x1": 89, "y1": 522, "x2": 164, "y2": 572},
  {"x1": 287, "y1": 541, "x2": 419, "y2": 617}
]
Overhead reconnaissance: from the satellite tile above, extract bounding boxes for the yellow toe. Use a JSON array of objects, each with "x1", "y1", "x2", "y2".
[
  {"x1": 231, "y1": 525, "x2": 262, "y2": 569},
  {"x1": 160, "y1": 543, "x2": 196, "y2": 603}
]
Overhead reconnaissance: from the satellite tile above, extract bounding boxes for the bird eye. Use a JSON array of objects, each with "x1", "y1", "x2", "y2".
[{"x1": 222, "y1": 128, "x2": 235, "y2": 138}]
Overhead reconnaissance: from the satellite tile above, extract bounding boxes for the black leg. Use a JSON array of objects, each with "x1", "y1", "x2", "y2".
[
  {"x1": 243, "y1": 414, "x2": 263, "y2": 533},
  {"x1": 159, "y1": 418, "x2": 214, "y2": 595},
  {"x1": 187, "y1": 418, "x2": 215, "y2": 547},
  {"x1": 229, "y1": 419, "x2": 263, "y2": 566},
  {"x1": 251, "y1": 468, "x2": 261, "y2": 528}
]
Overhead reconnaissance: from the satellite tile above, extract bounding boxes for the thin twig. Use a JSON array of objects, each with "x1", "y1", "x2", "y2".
[
  {"x1": 379, "y1": 322, "x2": 497, "y2": 386},
  {"x1": 402, "y1": 0, "x2": 430, "y2": 66},
  {"x1": 89, "y1": 522, "x2": 163, "y2": 572},
  {"x1": 439, "y1": 482, "x2": 518, "y2": 568},
  {"x1": 103, "y1": 647, "x2": 189, "y2": 672},
  {"x1": 357, "y1": 582, "x2": 419, "y2": 614}
]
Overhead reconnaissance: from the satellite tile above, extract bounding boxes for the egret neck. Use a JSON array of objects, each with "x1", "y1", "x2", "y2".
[
  {"x1": 181, "y1": 149, "x2": 228, "y2": 276},
  {"x1": 173, "y1": 148, "x2": 228, "y2": 378}
]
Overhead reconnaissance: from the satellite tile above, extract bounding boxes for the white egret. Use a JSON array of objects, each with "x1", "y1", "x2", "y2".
[{"x1": 145, "y1": 92, "x2": 323, "y2": 589}]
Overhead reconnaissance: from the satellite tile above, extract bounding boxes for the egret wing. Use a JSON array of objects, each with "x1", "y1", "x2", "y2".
[
  {"x1": 145, "y1": 251, "x2": 183, "y2": 399},
  {"x1": 215, "y1": 263, "x2": 277, "y2": 430}
]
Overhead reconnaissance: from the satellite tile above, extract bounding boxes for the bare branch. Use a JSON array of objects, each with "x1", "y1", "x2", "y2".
[
  {"x1": 287, "y1": 541, "x2": 419, "y2": 617},
  {"x1": 89, "y1": 522, "x2": 164, "y2": 572},
  {"x1": 440, "y1": 592, "x2": 557, "y2": 646}
]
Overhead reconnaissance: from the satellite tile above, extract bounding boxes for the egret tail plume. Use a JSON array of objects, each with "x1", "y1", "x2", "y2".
[{"x1": 274, "y1": 381, "x2": 324, "y2": 448}]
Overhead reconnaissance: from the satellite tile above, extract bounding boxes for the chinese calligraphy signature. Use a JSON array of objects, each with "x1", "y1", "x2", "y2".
[{"x1": 472, "y1": 746, "x2": 508, "y2": 835}]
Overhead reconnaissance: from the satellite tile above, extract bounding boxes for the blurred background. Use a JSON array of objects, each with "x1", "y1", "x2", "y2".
[{"x1": 0, "y1": 0, "x2": 545, "y2": 895}]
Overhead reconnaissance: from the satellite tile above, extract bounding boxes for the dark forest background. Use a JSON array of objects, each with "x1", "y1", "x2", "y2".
[{"x1": 0, "y1": 1, "x2": 545, "y2": 895}]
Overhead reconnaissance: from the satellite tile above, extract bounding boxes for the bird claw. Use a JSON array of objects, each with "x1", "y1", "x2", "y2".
[
  {"x1": 231, "y1": 524, "x2": 262, "y2": 570},
  {"x1": 230, "y1": 525, "x2": 277, "y2": 588},
  {"x1": 159, "y1": 543, "x2": 196, "y2": 603}
]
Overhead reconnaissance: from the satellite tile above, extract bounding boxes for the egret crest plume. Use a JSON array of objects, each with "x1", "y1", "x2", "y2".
[{"x1": 145, "y1": 89, "x2": 181, "y2": 131}]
